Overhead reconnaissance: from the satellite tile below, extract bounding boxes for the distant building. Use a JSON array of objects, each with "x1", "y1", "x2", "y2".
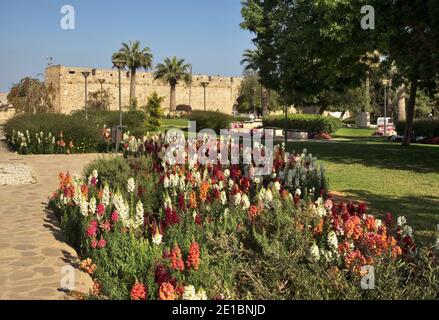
[
  {"x1": 0, "y1": 92, "x2": 8, "y2": 106},
  {"x1": 45, "y1": 65, "x2": 243, "y2": 115}
]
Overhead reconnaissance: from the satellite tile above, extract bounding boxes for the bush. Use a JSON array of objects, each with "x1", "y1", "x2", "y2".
[
  {"x1": 396, "y1": 119, "x2": 439, "y2": 138},
  {"x1": 189, "y1": 110, "x2": 234, "y2": 133},
  {"x1": 263, "y1": 114, "x2": 342, "y2": 134},
  {"x1": 4, "y1": 113, "x2": 101, "y2": 154},
  {"x1": 3, "y1": 110, "x2": 154, "y2": 154},
  {"x1": 176, "y1": 104, "x2": 192, "y2": 113}
]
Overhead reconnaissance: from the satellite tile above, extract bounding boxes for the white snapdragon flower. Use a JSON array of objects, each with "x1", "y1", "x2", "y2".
[
  {"x1": 327, "y1": 231, "x2": 338, "y2": 252},
  {"x1": 152, "y1": 231, "x2": 163, "y2": 245},
  {"x1": 127, "y1": 178, "x2": 136, "y2": 194},
  {"x1": 233, "y1": 193, "x2": 242, "y2": 207},
  {"x1": 80, "y1": 197, "x2": 89, "y2": 217},
  {"x1": 403, "y1": 225, "x2": 413, "y2": 238},
  {"x1": 273, "y1": 181, "x2": 281, "y2": 192},
  {"x1": 163, "y1": 176, "x2": 170, "y2": 189},
  {"x1": 224, "y1": 169, "x2": 230, "y2": 178},
  {"x1": 295, "y1": 188, "x2": 302, "y2": 197},
  {"x1": 376, "y1": 219, "x2": 383, "y2": 229},
  {"x1": 113, "y1": 192, "x2": 129, "y2": 226},
  {"x1": 102, "y1": 185, "x2": 110, "y2": 206},
  {"x1": 310, "y1": 244, "x2": 320, "y2": 261},
  {"x1": 265, "y1": 189, "x2": 273, "y2": 204},
  {"x1": 134, "y1": 201, "x2": 144, "y2": 229},
  {"x1": 397, "y1": 216, "x2": 407, "y2": 227},
  {"x1": 241, "y1": 194, "x2": 250, "y2": 210},
  {"x1": 220, "y1": 191, "x2": 228, "y2": 206},
  {"x1": 183, "y1": 286, "x2": 208, "y2": 300},
  {"x1": 89, "y1": 197, "x2": 97, "y2": 215}
]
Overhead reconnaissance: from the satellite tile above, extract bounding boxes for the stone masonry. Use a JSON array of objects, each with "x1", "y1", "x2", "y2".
[{"x1": 45, "y1": 65, "x2": 243, "y2": 115}]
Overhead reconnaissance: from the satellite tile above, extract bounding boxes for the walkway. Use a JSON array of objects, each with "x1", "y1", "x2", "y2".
[{"x1": 0, "y1": 137, "x2": 99, "y2": 299}]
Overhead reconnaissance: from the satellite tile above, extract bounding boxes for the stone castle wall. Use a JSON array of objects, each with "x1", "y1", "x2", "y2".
[{"x1": 45, "y1": 65, "x2": 243, "y2": 114}]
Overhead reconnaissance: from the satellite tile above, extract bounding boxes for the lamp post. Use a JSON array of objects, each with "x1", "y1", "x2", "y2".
[
  {"x1": 201, "y1": 81, "x2": 209, "y2": 111},
  {"x1": 112, "y1": 58, "x2": 126, "y2": 153},
  {"x1": 98, "y1": 79, "x2": 106, "y2": 110},
  {"x1": 382, "y1": 79, "x2": 390, "y2": 137},
  {"x1": 81, "y1": 71, "x2": 91, "y2": 120}
]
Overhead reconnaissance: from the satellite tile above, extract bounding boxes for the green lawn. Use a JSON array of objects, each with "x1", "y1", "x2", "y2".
[{"x1": 286, "y1": 128, "x2": 439, "y2": 244}]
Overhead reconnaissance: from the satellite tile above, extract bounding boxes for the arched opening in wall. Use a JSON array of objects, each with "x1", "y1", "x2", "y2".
[{"x1": 69, "y1": 71, "x2": 76, "y2": 75}]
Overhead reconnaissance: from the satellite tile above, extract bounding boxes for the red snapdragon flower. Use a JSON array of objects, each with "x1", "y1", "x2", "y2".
[{"x1": 130, "y1": 282, "x2": 148, "y2": 300}]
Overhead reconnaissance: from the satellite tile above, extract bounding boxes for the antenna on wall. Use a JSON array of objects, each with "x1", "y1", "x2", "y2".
[{"x1": 46, "y1": 56, "x2": 53, "y2": 66}]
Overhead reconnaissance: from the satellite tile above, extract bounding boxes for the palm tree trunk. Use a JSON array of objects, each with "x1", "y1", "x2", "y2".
[
  {"x1": 402, "y1": 80, "x2": 418, "y2": 146},
  {"x1": 364, "y1": 73, "x2": 371, "y2": 112},
  {"x1": 261, "y1": 85, "x2": 269, "y2": 116},
  {"x1": 397, "y1": 85, "x2": 406, "y2": 122},
  {"x1": 130, "y1": 68, "x2": 136, "y2": 108},
  {"x1": 170, "y1": 83, "x2": 177, "y2": 113}
]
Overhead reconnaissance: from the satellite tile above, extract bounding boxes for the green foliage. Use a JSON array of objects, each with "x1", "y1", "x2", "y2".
[
  {"x1": 263, "y1": 114, "x2": 342, "y2": 134},
  {"x1": 237, "y1": 75, "x2": 282, "y2": 114},
  {"x1": 396, "y1": 120, "x2": 439, "y2": 138},
  {"x1": 189, "y1": 111, "x2": 234, "y2": 133},
  {"x1": 7, "y1": 77, "x2": 55, "y2": 114},
  {"x1": 3, "y1": 110, "x2": 153, "y2": 154},
  {"x1": 4, "y1": 113, "x2": 101, "y2": 154},
  {"x1": 142, "y1": 92, "x2": 164, "y2": 129}
]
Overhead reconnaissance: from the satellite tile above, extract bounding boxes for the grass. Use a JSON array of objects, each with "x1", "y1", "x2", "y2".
[{"x1": 286, "y1": 127, "x2": 439, "y2": 244}]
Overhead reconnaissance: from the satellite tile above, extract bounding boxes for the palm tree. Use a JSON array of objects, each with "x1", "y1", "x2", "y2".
[
  {"x1": 112, "y1": 41, "x2": 153, "y2": 107},
  {"x1": 241, "y1": 48, "x2": 269, "y2": 116},
  {"x1": 154, "y1": 57, "x2": 191, "y2": 113}
]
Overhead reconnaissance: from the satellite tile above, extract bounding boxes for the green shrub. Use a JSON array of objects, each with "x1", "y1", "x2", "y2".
[
  {"x1": 396, "y1": 119, "x2": 439, "y2": 138},
  {"x1": 189, "y1": 110, "x2": 234, "y2": 133},
  {"x1": 263, "y1": 114, "x2": 342, "y2": 134},
  {"x1": 3, "y1": 110, "x2": 155, "y2": 154},
  {"x1": 4, "y1": 113, "x2": 101, "y2": 154}
]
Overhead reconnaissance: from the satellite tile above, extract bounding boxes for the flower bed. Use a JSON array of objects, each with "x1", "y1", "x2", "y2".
[{"x1": 50, "y1": 134, "x2": 439, "y2": 300}]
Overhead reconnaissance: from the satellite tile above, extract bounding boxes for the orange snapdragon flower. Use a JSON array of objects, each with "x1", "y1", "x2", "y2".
[
  {"x1": 189, "y1": 191, "x2": 197, "y2": 209},
  {"x1": 159, "y1": 282, "x2": 176, "y2": 300}
]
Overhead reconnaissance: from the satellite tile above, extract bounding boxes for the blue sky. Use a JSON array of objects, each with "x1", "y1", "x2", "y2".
[{"x1": 0, "y1": 0, "x2": 253, "y2": 92}]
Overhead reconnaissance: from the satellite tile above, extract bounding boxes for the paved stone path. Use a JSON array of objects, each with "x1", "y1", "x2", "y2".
[{"x1": 0, "y1": 135, "x2": 99, "y2": 299}]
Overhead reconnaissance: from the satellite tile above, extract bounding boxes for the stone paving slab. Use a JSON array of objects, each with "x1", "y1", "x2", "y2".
[{"x1": 0, "y1": 143, "x2": 102, "y2": 300}]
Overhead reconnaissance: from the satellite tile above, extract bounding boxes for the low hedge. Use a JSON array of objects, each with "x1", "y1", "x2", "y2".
[
  {"x1": 188, "y1": 110, "x2": 234, "y2": 133},
  {"x1": 263, "y1": 114, "x2": 342, "y2": 134},
  {"x1": 3, "y1": 110, "x2": 154, "y2": 154},
  {"x1": 396, "y1": 119, "x2": 439, "y2": 138}
]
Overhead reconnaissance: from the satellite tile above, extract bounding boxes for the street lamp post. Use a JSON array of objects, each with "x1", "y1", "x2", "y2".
[
  {"x1": 98, "y1": 79, "x2": 106, "y2": 110},
  {"x1": 201, "y1": 81, "x2": 209, "y2": 112},
  {"x1": 112, "y1": 58, "x2": 126, "y2": 153},
  {"x1": 382, "y1": 79, "x2": 390, "y2": 137},
  {"x1": 81, "y1": 71, "x2": 91, "y2": 120}
]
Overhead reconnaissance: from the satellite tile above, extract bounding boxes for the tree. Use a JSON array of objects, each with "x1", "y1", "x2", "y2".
[
  {"x1": 371, "y1": 0, "x2": 439, "y2": 145},
  {"x1": 237, "y1": 74, "x2": 282, "y2": 114},
  {"x1": 112, "y1": 41, "x2": 153, "y2": 108},
  {"x1": 241, "y1": 0, "x2": 369, "y2": 115},
  {"x1": 154, "y1": 57, "x2": 191, "y2": 114},
  {"x1": 142, "y1": 91, "x2": 165, "y2": 129},
  {"x1": 8, "y1": 77, "x2": 55, "y2": 114},
  {"x1": 241, "y1": 48, "x2": 270, "y2": 116},
  {"x1": 88, "y1": 89, "x2": 113, "y2": 111}
]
